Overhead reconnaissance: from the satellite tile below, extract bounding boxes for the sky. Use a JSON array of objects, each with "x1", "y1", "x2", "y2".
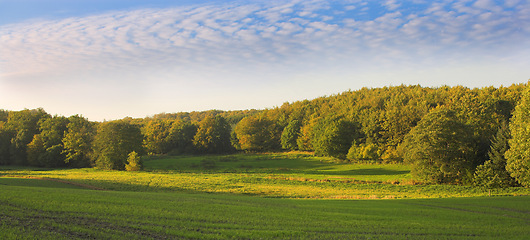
[{"x1": 1, "y1": 0, "x2": 529, "y2": 121}]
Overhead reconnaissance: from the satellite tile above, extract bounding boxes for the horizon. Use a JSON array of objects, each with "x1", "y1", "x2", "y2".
[
  {"x1": 1, "y1": 0, "x2": 529, "y2": 121},
  {"x1": 2, "y1": 82, "x2": 527, "y2": 122}
]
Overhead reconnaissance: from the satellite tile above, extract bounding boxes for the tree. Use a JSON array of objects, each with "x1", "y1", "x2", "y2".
[
  {"x1": 235, "y1": 115, "x2": 281, "y2": 152},
  {"x1": 193, "y1": 116, "x2": 233, "y2": 154},
  {"x1": 506, "y1": 85, "x2": 530, "y2": 187},
  {"x1": 125, "y1": 151, "x2": 143, "y2": 171},
  {"x1": 62, "y1": 115, "x2": 95, "y2": 167},
  {"x1": 401, "y1": 107, "x2": 478, "y2": 184},
  {"x1": 167, "y1": 120, "x2": 197, "y2": 154},
  {"x1": 281, "y1": 119, "x2": 301, "y2": 151},
  {"x1": 5, "y1": 108, "x2": 50, "y2": 165},
  {"x1": 27, "y1": 116, "x2": 69, "y2": 167},
  {"x1": 474, "y1": 121, "x2": 516, "y2": 187},
  {"x1": 311, "y1": 117, "x2": 358, "y2": 159},
  {"x1": 142, "y1": 119, "x2": 173, "y2": 154},
  {"x1": 0, "y1": 124, "x2": 14, "y2": 165},
  {"x1": 93, "y1": 120, "x2": 144, "y2": 170},
  {"x1": 347, "y1": 140, "x2": 380, "y2": 162}
]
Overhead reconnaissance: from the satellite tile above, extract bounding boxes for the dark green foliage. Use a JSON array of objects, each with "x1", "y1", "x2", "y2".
[
  {"x1": 193, "y1": 116, "x2": 233, "y2": 154},
  {"x1": 26, "y1": 116, "x2": 69, "y2": 167},
  {"x1": 235, "y1": 115, "x2": 282, "y2": 152},
  {"x1": 281, "y1": 119, "x2": 301, "y2": 150},
  {"x1": 4, "y1": 108, "x2": 50, "y2": 165},
  {"x1": 312, "y1": 117, "x2": 359, "y2": 159},
  {"x1": 474, "y1": 121, "x2": 516, "y2": 188},
  {"x1": 62, "y1": 115, "x2": 95, "y2": 168},
  {"x1": 0, "y1": 126, "x2": 13, "y2": 165},
  {"x1": 506, "y1": 85, "x2": 530, "y2": 187},
  {"x1": 93, "y1": 120, "x2": 145, "y2": 170},
  {"x1": 167, "y1": 121, "x2": 197, "y2": 154},
  {"x1": 402, "y1": 108, "x2": 478, "y2": 184}
]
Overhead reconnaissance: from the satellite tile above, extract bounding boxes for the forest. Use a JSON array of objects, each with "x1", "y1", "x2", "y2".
[{"x1": 1, "y1": 84, "x2": 529, "y2": 188}]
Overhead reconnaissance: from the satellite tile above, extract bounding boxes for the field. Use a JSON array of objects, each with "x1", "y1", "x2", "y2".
[{"x1": 1, "y1": 152, "x2": 529, "y2": 239}]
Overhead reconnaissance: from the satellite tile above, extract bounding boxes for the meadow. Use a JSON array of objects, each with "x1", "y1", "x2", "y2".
[{"x1": 1, "y1": 152, "x2": 529, "y2": 239}]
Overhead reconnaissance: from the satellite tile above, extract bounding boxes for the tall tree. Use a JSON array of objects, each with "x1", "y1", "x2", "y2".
[
  {"x1": 193, "y1": 116, "x2": 233, "y2": 154},
  {"x1": 93, "y1": 120, "x2": 144, "y2": 170},
  {"x1": 281, "y1": 119, "x2": 301, "y2": 151},
  {"x1": 312, "y1": 117, "x2": 358, "y2": 159},
  {"x1": 27, "y1": 116, "x2": 69, "y2": 167},
  {"x1": 506, "y1": 85, "x2": 530, "y2": 187},
  {"x1": 401, "y1": 107, "x2": 478, "y2": 184},
  {"x1": 0, "y1": 123, "x2": 14, "y2": 165},
  {"x1": 167, "y1": 120, "x2": 197, "y2": 154},
  {"x1": 5, "y1": 108, "x2": 50, "y2": 165},
  {"x1": 235, "y1": 115, "x2": 281, "y2": 152},
  {"x1": 62, "y1": 115, "x2": 95, "y2": 167},
  {"x1": 142, "y1": 119, "x2": 173, "y2": 154}
]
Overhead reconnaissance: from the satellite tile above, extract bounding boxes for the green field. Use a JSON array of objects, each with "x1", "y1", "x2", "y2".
[{"x1": 1, "y1": 153, "x2": 529, "y2": 239}]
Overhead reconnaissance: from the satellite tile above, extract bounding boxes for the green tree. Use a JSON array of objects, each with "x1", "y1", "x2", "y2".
[
  {"x1": 281, "y1": 119, "x2": 301, "y2": 151},
  {"x1": 5, "y1": 108, "x2": 50, "y2": 165},
  {"x1": 27, "y1": 116, "x2": 69, "y2": 167},
  {"x1": 142, "y1": 119, "x2": 173, "y2": 154},
  {"x1": 235, "y1": 115, "x2": 281, "y2": 152},
  {"x1": 401, "y1": 107, "x2": 478, "y2": 184},
  {"x1": 312, "y1": 117, "x2": 358, "y2": 159},
  {"x1": 347, "y1": 141, "x2": 380, "y2": 162},
  {"x1": 62, "y1": 115, "x2": 95, "y2": 167},
  {"x1": 474, "y1": 121, "x2": 516, "y2": 187},
  {"x1": 167, "y1": 120, "x2": 197, "y2": 154},
  {"x1": 506, "y1": 85, "x2": 530, "y2": 187},
  {"x1": 93, "y1": 120, "x2": 144, "y2": 170},
  {"x1": 193, "y1": 116, "x2": 233, "y2": 154},
  {"x1": 0, "y1": 124, "x2": 14, "y2": 165},
  {"x1": 125, "y1": 151, "x2": 143, "y2": 171}
]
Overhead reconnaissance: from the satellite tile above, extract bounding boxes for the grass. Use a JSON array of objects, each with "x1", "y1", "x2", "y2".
[
  {"x1": 1, "y1": 152, "x2": 529, "y2": 239},
  {"x1": 1, "y1": 178, "x2": 529, "y2": 239},
  {"x1": 2, "y1": 153, "x2": 528, "y2": 199}
]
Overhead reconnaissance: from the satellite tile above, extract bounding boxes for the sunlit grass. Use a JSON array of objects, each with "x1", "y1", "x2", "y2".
[
  {"x1": 2, "y1": 152, "x2": 528, "y2": 199},
  {"x1": 1, "y1": 179, "x2": 529, "y2": 239}
]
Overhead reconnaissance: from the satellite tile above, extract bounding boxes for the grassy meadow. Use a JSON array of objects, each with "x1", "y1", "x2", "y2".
[{"x1": 1, "y1": 152, "x2": 529, "y2": 239}]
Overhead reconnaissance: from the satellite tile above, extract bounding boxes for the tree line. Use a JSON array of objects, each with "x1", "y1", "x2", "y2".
[{"x1": 1, "y1": 84, "x2": 529, "y2": 187}]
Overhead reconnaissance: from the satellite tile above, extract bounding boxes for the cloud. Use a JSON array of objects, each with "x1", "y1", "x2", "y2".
[
  {"x1": 0, "y1": 0, "x2": 529, "y2": 120},
  {"x1": 1, "y1": 0, "x2": 527, "y2": 80}
]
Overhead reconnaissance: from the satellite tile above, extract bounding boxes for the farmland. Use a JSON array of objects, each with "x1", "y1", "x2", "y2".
[{"x1": 1, "y1": 153, "x2": 529, "y2": 239}]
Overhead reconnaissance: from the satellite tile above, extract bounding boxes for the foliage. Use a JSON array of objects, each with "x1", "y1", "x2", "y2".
[
  {"x1": 26, "y1": 116, "x2": 69, "y2": 167},
  {"x1": 93, "y1": 120, "x2": 145, "y2": 170},
  {"x1": 506, "y1": 85, "x2": 530, "y2": 187},
  {"x1": 166, "y1": 120, "x2": 197, "y2": 154},
  {"x1": 142, "y1": 119, "x2": 173, "y2": 154},
  {"x1": 125, "y1": 151, "x2": 143, "y2": 171},
  {"x1": 4, "y1": 108, "x2": 50, "y2": 165},
  {"x1": 193, "y1": 116, "x2": 233, "y2": 154},
  {"x1": 473, "y1": 160, "x2": 505, "y2": 191},
  {"x1": 62, "y1": 115, "x2": 95, "y2": 167},
  {"x1": 401, "y1": 107, "x2": 478, "y2": 184},
  {"x1": 474, "y1": 121, "x2": 516, "y2": 187},
  {"x1": 235, "y1": 115, "x2": 282, "y2": 152},
  {"x1": 347, "y1": 141, "x2": 380, "y2": 162},
  {"x1": 312, "y1": 117, "x2": 359, "y2": 159},
  {"x1": 281, "y1": 119, "x2": 301, "y2": 150}
]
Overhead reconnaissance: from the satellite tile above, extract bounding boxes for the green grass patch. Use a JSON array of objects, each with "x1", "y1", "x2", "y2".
[{"x1": 0, "y1": 180, "x2": 528, "y2": 239}]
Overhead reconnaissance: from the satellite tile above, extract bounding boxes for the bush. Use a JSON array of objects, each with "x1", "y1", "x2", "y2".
[{"x1": 125, "y1": 151, "x2": 143, "y2": 171}]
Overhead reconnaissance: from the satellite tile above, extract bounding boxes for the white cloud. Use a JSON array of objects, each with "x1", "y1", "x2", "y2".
[{"x1": 0, "y1": 0, "x2": 528, "y2": 120}]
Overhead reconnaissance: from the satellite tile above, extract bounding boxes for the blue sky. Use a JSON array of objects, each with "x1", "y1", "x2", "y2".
[{"x1": 1, "y1": 0, "x2": 529, "y2": 121}]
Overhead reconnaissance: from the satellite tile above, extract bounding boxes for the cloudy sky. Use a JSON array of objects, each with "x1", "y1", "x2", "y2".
[{"x1": 1, "y1": 0, "x2": 529, "y2": 121}]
